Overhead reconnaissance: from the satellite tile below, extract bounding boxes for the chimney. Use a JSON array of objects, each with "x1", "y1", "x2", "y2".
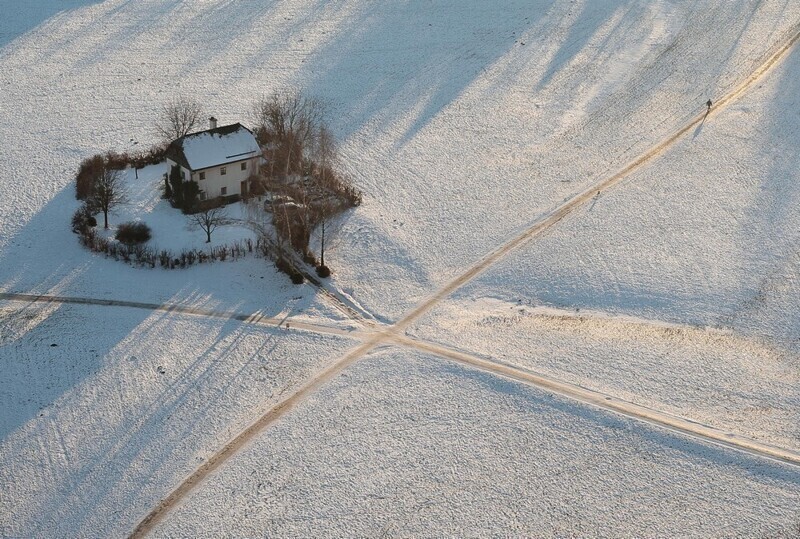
[{"x1": 209, "y1": 116, "x2": 218, "y2": 129}]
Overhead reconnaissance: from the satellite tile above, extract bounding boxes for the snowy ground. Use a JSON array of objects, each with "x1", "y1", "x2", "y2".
[
  {"x1": 416, "y1": 40, "x2": 800, "y2": 343},
  {"x1": 2, "y1": 0, "x2": 798, "y2": 321},
  {"x1": 409, "y1": 298, "x2": 799, "y2": 450},
  {"x1": 152, "y1": 350, "x2": 800, "y2": 538},
  {"x1": 1, "y1": 0, "x2": 800, "y2": 536},
  {"x1": 406, "y1": 34, "x2": 800, "y2": 453},
  {"x1": 327, "y1": 0, "x2": 800, "y2": 322},
  {"x1": 0, "y1": 300, "x2": 357, "y2": 537},
  {"x1": 95, "y1": 162, "x2": 259, "y2": 253}
]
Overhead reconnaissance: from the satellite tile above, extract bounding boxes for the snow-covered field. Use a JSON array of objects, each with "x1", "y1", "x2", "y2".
[
  {"x1": 0, "y1": 300, "x2": 357, "y2": 536},
  {"x1": 152, "y1": 350, "x2": 800, "y2": 537},
  {"x1": 1, "y1": 0, "x2": 799, "y2": 536},
  {"x1": 416, "y1": 40, "x2": 800, "y2": 342},
  {"x1": 410, "y1": 298, "x2": 800, "y2": 450}
]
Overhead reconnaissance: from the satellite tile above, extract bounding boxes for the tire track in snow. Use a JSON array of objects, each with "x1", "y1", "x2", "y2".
[
  {"x1": 0, "y1": 292, "x2": 367, "y2": 340},
  {"x1": 127, "y1": 22, "x2": 800, "y2": 536},
  {"x1": 389, "y1": 335, "x2": 800, "y2": 469},
  {"x1": 301, "y1": 269, "x2": 381, "y2": 327},
  {"x1": 128, "y1": 336, "x2": 387, "y2": 539},
  {"x1": 391, "y1": 19, "x2": 800, "y2": 335},
  {"x1": 1, "y1": 290, "x2": 771, "y2": 352}
]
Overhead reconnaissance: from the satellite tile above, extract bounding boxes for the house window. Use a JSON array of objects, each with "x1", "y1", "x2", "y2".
[
  {"x1": 199, "y1": 171, "x2": 206, "y2": 181},
  {"x1": 221, "y1": 187, "x2": 227, "y2": 196},
  {"x1": 241, "y1": 162, "x2": 247, "y2": 171},
  {"x1": 199, "y1": 191, "x2": 206, "y2": 201},
  {"x1": 220, "y1": 167, "x2": 227, "y2": 176}
]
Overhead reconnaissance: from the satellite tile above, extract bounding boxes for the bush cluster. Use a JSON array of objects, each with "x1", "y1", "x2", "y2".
[
  {"x1": 275, "y1": 257, "x2": 304, "y2": 284},
  {"x1": 71, "y1": 204, "x2": 98, "y2": 234},
  {"x1": 75, "y1": 144, "x2": 167, "y2": 201},
  {"x1": 77, "y1": 225, "x2": 259, "y2": 270},
  {"x1": 115, "y1": 222, "x2": 152, "y2": 246},
  {"x1": 72, "y1": 211, "x2": 307, "y2": 285}
]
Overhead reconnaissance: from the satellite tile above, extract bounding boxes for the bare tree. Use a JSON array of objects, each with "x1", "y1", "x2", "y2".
[
  {"x1": 188, "y1": 204, "x2": 231, "y2": 243},
  {"x1": 156, "y1": 97, "x2": 204, "y2": 141},
  {"x1": 311, "y1": 202, "x2": 344, "y2": 275},
  {"x1": 253, "y1": 91, "x2": 323, "y2": 181},
  {"x1": 92, "y1": 167, "x2": 126, "y2": 229},
  {"x1": 247, "y1": 90, "x2": 360, "y2": 281}
]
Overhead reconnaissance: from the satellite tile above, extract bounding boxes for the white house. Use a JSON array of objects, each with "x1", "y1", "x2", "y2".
[{"x1": 165, "y1": 117, "x2": 261, "y2": 201}]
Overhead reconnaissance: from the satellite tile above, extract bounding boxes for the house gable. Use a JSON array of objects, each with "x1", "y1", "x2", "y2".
[{"x1": 165, "y1": 123, "x2": 260, "y2": 173}]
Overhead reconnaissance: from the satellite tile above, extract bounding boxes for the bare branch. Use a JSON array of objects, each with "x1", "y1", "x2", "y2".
[
  {"x1": 92, "y1": 167, "x2": 127, "y2": 229},
  {"x1": 253, "y1": 90, "x2": 324, "y2": 180},
  {"x1": 187, "y1": 203, "x2": 231, "y2": 243},
  {"x1": 156, "y1": 97, "x2": 204, "y2": 141}
]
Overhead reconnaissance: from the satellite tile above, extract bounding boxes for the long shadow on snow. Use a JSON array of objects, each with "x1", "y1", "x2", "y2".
[
  {"x1": 25, "y1": 317, "x2": 285, "y2": 537},
  {"x1": 298, "y1": 0, "x2": 548, "y2": 144},
  {"x1": 0, "y1": 0, "x2": 104, "y2": 50},
  {"x1": 0, "y1": 181, "x2": 316, "y2": 442},
  {"x1": 0, "y1": 301, "x2": 150, "y2": 443},
  {"x1": 534, "y1": 1, "x2": 621, "y2": 92},
  {"x1": 0, "y1": 183, "x2": 312, "y2": 320},
  {"x1": 728, "y1": 40, "x2": 800, "y2": 347},
  {"x1": 528, "y1": 0, "x2": 797, "y2": 187},
  {"x1": 450, "y1": 1, "x2": 800, "y2": 331}
]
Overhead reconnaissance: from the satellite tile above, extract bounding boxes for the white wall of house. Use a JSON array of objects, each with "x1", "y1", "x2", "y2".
[{"x1": 192, "y1": 156, "x2": 257, "y2": 199}]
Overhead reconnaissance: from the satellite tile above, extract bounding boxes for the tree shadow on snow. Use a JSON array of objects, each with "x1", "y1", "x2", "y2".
[
  {"x1": 0, "y1": 182, "x2": 315, "y2": 322},
  {"x1": 0, "y1": 0, "x2": 105, "y2": 50},
  {"x1": 297, "y1": 0, "x2": 549, "y2": 146},
  {"x1": 0, "y1": 300, "x2": 150, "y2": 443},
  {"x1": 19, "y1": 315, "x2": 301, "y2": 536},
  {"x1": 0, "y1": 178, "x2": 320, "y2": 458},
  {"x1": 728, "y1": 41, "x2": 800, "y2": 347}
]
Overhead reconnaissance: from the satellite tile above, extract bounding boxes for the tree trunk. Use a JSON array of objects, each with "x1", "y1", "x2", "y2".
[
  {"x1": 320, "y1": 220, "x2": 325, "y2": 266},
  {"x1": 103, "y1": 209, "x2": 109, "y2": 229},
  {"x1": 206, "y1": 229, "x2": 211, "y2": 243}
]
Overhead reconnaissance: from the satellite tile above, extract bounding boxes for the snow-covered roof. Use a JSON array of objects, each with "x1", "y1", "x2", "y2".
[{"x1": 166, "y1": 123, "x2": 260, "y2": 171}]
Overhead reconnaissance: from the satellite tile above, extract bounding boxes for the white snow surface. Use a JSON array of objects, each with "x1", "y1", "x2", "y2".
[
  {"x1": 1, "y1": 0, "x2": 800, "y2": 536},
  {"x1": 410, "y1": 297, "x2": 800, "y2": 450},
  {"x1": 97, "y1": 163, "x2": 260, "y2": 253},
  {"x1": 180, "y1": 125, "x2": 260, "y2": 171},
  {"x1": 1, "y1": 0, "x2": 799, "y2": 321},
  {"x1": 153, "y1": 349, "x2": 800, "y2": 538},
  {"x1": 0, "y1": 300, "x2": 357, "y2": 537},
  {"x1": 421, "y1": 40, "x2": 800, "y2": 345},
  {"x1": 407, "y1": 28, "x2": 800, "y2": 454}
]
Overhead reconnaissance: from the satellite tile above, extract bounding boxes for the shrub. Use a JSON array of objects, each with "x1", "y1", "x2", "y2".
[
  {"x1": 75, "y1": 144, "x2": 167, "y2": 202},
  {"x1": 115, "y1": 222, "x2": 152, "y2": 246},
  {"x1": 316, "y1": 265, "x2": 331, "y2": 278},
  {"x1": 303, "y1": 251, "x2": 318, "y2": 266},
  {"x1": 128, "y1": 143, "x2": 167, "y2": 169},
  {"x1": 275, "y1": 257, "x2": 304, "y2": 284},
  {"x1": 71, "y1": 204, "x2": 97, "y2": 234},
  {"x1": 75, "y1": 155, "x2": 105, "y2": 200},
  {"x1": 71, "y1": 208, "x2": 87, "y2": 234}
]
